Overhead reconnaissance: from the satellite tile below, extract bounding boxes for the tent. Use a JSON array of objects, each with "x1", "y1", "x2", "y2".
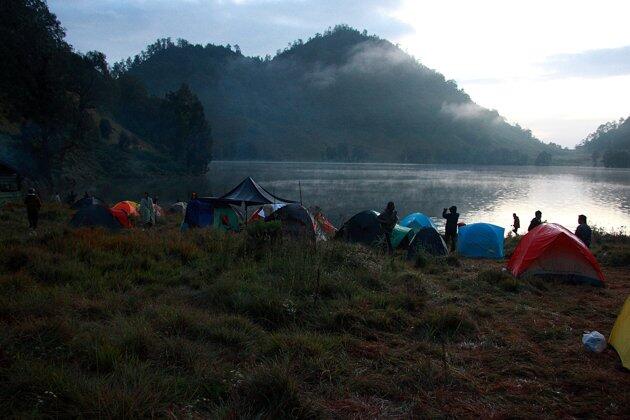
[
  {"x1": 400, "y1": 212, "x2": 436, "y2": 232},
  {"x1": 218, "y1": 177, "x2": 294, "y2": 206},
  {"x1": 265, "y1": 204, "x2": 316, "y2": 241},
  {"x1": 213, "y1": 205, "x2": 242, "y2": 232},
  {"x1": 336, "y1": 210, "x2": 414, "y2": 249},
  {"x1": 507, "y1": 223, "x2": 605, "y2": 286},
  {"x1": 457, "y1": 223, "x2": 505, "y2": 258},
  {"x1": 610, "y1": 296, "x2": 630, "y2": 369},
  {"x1": 110, "y1": 208, "x2": 132, "y2": 229},
  {"x1": 407, "y1": 227, "x2": 448, "y2": 259},
  {"x1": 72, "y1": 196, "x2": 107, "y2": 209},
  {"x1": 112, "y1": 201, "x2": 139, "y2": 218},
  {"x1": 249, "y1": 203, "x2": 286, "y2": 223},
  {"x1": 70, "y1": 204, "x2": 121, "y2": 230}
]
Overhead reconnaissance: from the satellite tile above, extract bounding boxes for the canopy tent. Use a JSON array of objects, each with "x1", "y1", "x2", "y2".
[
  {"x1": 336, "y1": 210, "x2": 413, "y2": 249},
  {"x1": 457, "y1": 223, "x2": 505, "y2": 259},
  {"x1": 72, "y1": 196, "x2": 107, "y2": 210},
  {"x1": 507, "y1": 223, "x2": 605, "y2": 286},
  {"x1": 265, "y1": 203, "x2": 316, "y2": 241},
  {"x1": 70, "y1": 204, "x2": 121, "y2": 230},
  {"x1": 407, "y1": 227, "x2": 448, "y2": 259},
  {"x1": 610, "y1": 296, "x2": 630, "y2": 369},
  {"x1": 400, "y1": 212, "x2": 436, "y2": 233},
  {"x1": 217, "y1": 177, "x2": 294, "y2": 206},
  {"x1": 112, "y1": 201, "x2": 139, "y2": 218}
]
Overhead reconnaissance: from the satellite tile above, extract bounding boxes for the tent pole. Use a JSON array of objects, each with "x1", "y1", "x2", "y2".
[{"x1": 299, "y1": 180, "x2": 303, "y2": 206}]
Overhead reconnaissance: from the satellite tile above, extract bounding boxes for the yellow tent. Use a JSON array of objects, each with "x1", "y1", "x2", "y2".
[{"x1": 610, "y1": 296, "x2": 630, "y2": 369}]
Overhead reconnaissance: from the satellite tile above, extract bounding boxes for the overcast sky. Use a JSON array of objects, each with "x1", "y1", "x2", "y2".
[{"x1": 49, "y1": 0, "x2": 630, "y2": 147}]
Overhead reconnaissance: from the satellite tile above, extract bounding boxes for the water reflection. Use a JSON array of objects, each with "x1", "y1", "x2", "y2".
[{"x1": 94, "y1": 161, "x2": 630, "y2": 234}]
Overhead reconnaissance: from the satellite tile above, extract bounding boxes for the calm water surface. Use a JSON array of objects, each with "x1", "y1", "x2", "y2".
[
  {"x1": 205, "y1": 161, "x2": 630, "y2": 234},
  {"x1": 98, "y1": 161, "x2": 630, "y2": 234}
]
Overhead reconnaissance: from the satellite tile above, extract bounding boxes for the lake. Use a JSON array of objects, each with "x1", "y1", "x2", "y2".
[
  {"x1": 205, "y1": 161, "x2": 630, "y2": 234},
  {"x1": 97, "y1": 161, "x2": 630, "y2": 234}
]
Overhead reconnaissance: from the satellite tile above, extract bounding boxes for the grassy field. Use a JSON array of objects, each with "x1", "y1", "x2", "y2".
[{"x1": 0, "y1": 203, "x2": 628, "y2": 418}]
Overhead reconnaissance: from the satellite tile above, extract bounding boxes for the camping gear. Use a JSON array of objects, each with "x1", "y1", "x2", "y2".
[
  {"x1": 337, "y1": 210, "x2": 413, "y2": 249},
  {"x1": 582, "y1": 331, "x2": 607, "y2": 353},
  {"x1": 112, "y1": 201, "x2": 139, "y2": 217},
  {"x1": 249, "y1": 203, "x2": 286, "y2": 223},
  {"x1": 110, "y1": 208, "x2": 132, "y2": 229},
  {"x1": 407, "y1": 227, "x2": 448, "y2": 259},
  {"x1": 610, "y1": 296, "x2": 630, "y2": 369},
  {"x1": 400, "y1": 212, "x2": 436, "y2": 232},
  {"x1": 265, "y1": 203, "x2": 316, "y2": 241},
  {"x1": 311, "y1": 207, "x2": 337, "y2": 240},
  {"x1": 153, "y1": 204, "x2": 164, "y2": 218},
  {"x1": 71, "y1": 196, "x2": 107, "y2": 209},
  {"x1": 507, "y1": 223, "x2": 605, "y2": 286},
  {"x1": 218, "y1": 177, "x2": 294, "y2": 206},
  {"x1": 169, "y1": 202, "x2": 187, "y2": 214},
  {"x1": 457, "y1": 223, "x2": 505, "y2": 258},
  {"x1": 70, "y1": 204, "x2": 121, "y2": 230}
]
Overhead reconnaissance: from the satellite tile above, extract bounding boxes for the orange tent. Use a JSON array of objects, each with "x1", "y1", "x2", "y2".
[
  {"x1": 112, "y1": 201, "x2": 139, "y2": 218},
  {"x1": 110, "y1": 208, "x2": 132, "y2": 229}
]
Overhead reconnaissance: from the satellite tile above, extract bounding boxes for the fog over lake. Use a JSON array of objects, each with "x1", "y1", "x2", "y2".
[{"x1": 206, "y1": 161, "x2": 630, "y2": 234}]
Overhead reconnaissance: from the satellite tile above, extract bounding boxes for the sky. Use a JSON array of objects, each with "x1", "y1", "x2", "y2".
[{"x1": 48, "y1": 0, "x2": 630, "y2": 147}]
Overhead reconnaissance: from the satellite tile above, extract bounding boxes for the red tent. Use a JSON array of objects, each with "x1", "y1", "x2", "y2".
[
  {"x1": 507, "y1": 223, "x2": 605, "y2": 286},
  {"x1": 110, "y1": 208, "x2": 132, "y2": 229},
  {"x1": 112, "y1": 201, "x2": 139, "y2": 218}
]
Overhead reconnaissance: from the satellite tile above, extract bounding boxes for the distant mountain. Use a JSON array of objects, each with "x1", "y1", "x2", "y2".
[
  {"x1": 120, "y1": 26, "x2": 550, "y2": 164},
  {"x1": 578, "y1": 117, "x2": 630, "y2": 167}
]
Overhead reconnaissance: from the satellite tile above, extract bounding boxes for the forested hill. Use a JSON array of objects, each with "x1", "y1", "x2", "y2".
[
  {"x1": 577, "y1": 117, "x2": 630, "y2": 167},
  {"x1": 0, "y1": 1, "x2": 212, "y2": 190},
  {"x1": 119, "y1": 26, "x2": 550, "y2": 164}
]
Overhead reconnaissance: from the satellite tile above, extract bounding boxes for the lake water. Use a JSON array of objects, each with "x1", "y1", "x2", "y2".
[{"x1": 205, "y1": 161, "x2": 630, "y2": 234}]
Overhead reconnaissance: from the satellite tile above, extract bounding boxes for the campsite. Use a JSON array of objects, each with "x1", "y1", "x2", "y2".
[{"x1": 0, "y1": 176, "x2": 628, "y2": 418}]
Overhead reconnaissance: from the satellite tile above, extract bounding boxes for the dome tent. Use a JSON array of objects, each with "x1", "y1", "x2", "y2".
[
  {"x1": 400, "y1": 212, "x2": 436, "y2": 232},
  {"x1": 71, "y1": 196, "x2": 107, "y2": 209},
  {"x1": 336, "y1": 210, "x2": 414, "y2": 249},
  {"x1": 112, "y1": 201, "x2": 139, "y2": 218},
  {"x1": 457, "y1": 223, "x2": 505, "y2": 259},
  {"x1": 70, "y1": 204, "x2": 121, "y2": 230},
  {"x1": 407, "y1": 227, "x2": 448, "y2": 259},
  {"x1": 507, "y1": 223, "x2": 605, "y2": 287},
  {"x1": 265, "y1": 203, "x2": 316, "y2": 241}
]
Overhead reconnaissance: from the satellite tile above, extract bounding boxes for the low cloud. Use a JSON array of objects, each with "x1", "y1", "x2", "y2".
[
  {"x1": 441, "y1": 102, "x2": 484, "y2": 120},
  {"x1": 544, "y1": 45, "x2": 630, "y2": 78}
]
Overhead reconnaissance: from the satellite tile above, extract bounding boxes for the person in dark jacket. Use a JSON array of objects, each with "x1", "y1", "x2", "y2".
[
  {"x1": 575, "y1": 214, "x2": 592, "y2": 248},
  {"x1": 442, "y1": 206, "x2": 459, "y2": 252},
  {"x1": 24, "y1": 188, "x2": 42, "y2": 229},
  {"x1": 184, "y1": 192, "x2": 201, "y2": 229},
  {"x1": 512, "y1": 213, "x2": 521, "y2": 235},
  {"x1": 528, "y1": 210, "x2": 543, "y2": 231},
  {"x1": 377, "y1": 201, "x2": 398, "y2": 255}
]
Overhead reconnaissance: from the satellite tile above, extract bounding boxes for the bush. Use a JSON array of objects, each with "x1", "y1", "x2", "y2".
[{"x1": 246, "y1": 221, "x2": 281, "y2": 249}]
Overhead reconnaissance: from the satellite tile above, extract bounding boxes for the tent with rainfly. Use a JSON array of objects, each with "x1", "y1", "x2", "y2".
[
  {"x1": 457, "y1": 223, "x2": 505, "y2": 258},
  {"x1": 70, "y1": 204, "x2": 122, "y2": 230},
  {"x1": 507, "y1": 223, "x2": 605, "y2": 286},
  {"x1": 336, "y1": 210, "x2": 414, "y2": 249},
  {"x1": 265, "y1": 203, "x2": 316, "y2": 241},
  {"x1": 610, "y1": 296, "x2": 630, "y2": 369},
  {"x1": 400, "y1": 212, "x2": 436, "y2": 232},
  {"x1": 407, "y1": 227, "x2": 448, "y2": 259},
  {"x1": 112, "y1": 201, "x2": 139, "y2": 218}
]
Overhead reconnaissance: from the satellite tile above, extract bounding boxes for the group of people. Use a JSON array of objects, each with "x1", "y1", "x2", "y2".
[{"x1": 376, "y1": 202, "x2": 593, "y2": 255}]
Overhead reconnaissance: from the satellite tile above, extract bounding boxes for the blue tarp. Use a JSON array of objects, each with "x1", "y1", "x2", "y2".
[
  {"x1": 457, "y1": 223, "x2": 505, "y2": 259},
  {"x1": 400, "y1": 212, "x2": 436, "y2": 232}
]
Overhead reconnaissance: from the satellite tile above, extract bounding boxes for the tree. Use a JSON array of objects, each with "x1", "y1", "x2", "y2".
[
  {"x1": 535, "y1": 151, "x2": 552, "y2": 166},
  {"x1": 602, "y1": 149, "x2": 630, "y2": 168}
]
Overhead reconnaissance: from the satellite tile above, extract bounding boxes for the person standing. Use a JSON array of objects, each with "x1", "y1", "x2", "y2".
[
  {"x1": 377, "y1": 201, "x2": 398, "y2": 255},
  {"x1": 24, "y1": 188, "x2": 41, "y2": 230},
  {"x1": 139, "y1": 192, "x2": 155, "y2": 228},
  {"x1": 528, "y1": 210, "x2": 543, "y2": 232},
  {"x1": 184, "y1": 192, "x2": 201, "y2": 229},
  {"x1": 575, "y1": 214, "x2": 592, "y2": 248},
  {"x1": 442, "y1": 206, "x2": 459, "y2": 252},
  {"x1": 512, "y1": 213, "x2": 521, "y2": 235}
]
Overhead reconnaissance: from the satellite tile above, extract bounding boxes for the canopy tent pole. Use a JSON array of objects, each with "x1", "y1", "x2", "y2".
[{"x1": 299, "y1": 181, "x2": 303, "y2": 206}]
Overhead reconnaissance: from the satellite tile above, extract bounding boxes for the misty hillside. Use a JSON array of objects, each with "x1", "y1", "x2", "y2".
[
  {"x1": 578, "y1": 117, "x2": 630, "y2": 167},
  {"x1": 120, "y1": 26, "x2": 549, "y2": 164}
]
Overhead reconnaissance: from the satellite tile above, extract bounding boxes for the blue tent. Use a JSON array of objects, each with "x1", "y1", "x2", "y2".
[
  {"x1": 400, "y1": 212, "x2": 436, "y2": 233},
  {"x1": 457, "y1": 223, "x2": 505, "y2": 259}
]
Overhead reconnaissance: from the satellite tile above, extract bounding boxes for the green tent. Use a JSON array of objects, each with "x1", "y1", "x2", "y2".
[
  {"x1": 212, "y1": 206, "x2": 241, "y2": 232},
  {"x1": 392, "y1": 224, "x2": 414, "y2": 249}
]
